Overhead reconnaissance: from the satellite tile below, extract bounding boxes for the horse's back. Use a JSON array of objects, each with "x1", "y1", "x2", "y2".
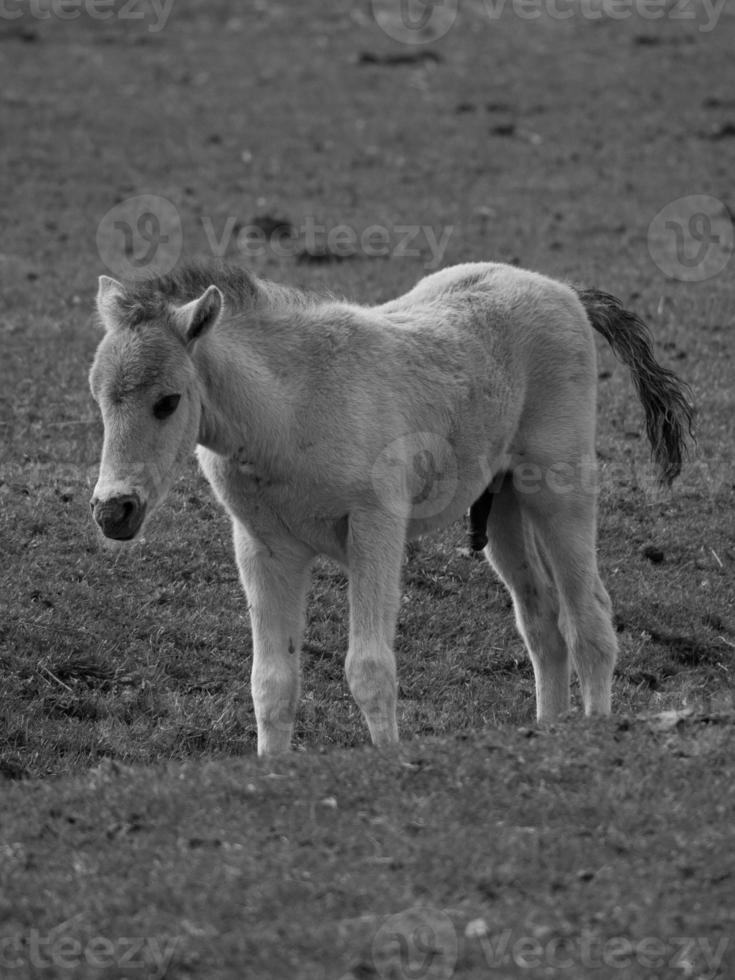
[
  {"x1": 385, "y1": 263, "x2": 602, "y2": 462},
  {"x1": 384, "y1": 262, "x2": 578, "y2": 311}
]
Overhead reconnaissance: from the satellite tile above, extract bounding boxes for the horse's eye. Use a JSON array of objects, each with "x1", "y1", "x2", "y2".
[{"x1": 153, "y1": 394, "x2": 181, "y2": 420}]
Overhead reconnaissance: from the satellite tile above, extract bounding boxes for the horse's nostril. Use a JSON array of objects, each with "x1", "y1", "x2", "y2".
[{"x1": 121, "y1": 500, "x2": 135, "y2": 522}]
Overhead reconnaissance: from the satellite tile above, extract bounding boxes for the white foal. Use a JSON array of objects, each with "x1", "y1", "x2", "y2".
[{"x1": 89, "y1": 261, "x2": 693, "y2": 754}]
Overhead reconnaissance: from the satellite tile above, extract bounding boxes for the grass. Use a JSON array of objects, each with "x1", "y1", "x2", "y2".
[
  {"x1": 1, "y1": 1, "x2": 734, "y2": 976},
  {"x1": 1, "y1": 717, "x2": 734, "y2": 979}
]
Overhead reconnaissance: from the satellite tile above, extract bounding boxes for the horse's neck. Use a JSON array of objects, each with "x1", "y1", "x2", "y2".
[{"x1": 194, "y1": 323, "x2": 289, "y2": 465}]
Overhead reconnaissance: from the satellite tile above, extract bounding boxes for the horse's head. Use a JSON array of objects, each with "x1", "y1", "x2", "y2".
[{"x1": 89, "y1": 275, "x2": 223, "y2": 541}]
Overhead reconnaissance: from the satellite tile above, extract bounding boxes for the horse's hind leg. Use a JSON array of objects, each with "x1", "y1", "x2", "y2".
[
  {"x1": 232, "y1": 522, "x2": 314, "y2": 755},
  {"x1": 523, "y1": 485, "x2": 617, "y2": 716},
  {"x1": 485, "y1": 475, "x2": 571, "y2": 720}
]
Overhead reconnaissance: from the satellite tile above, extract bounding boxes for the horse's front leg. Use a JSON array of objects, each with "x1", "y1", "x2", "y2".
[
  {"x1": 232, "y1": 522, "x2": 314, "y2": 755},
  {"x1": 345, "y1": 508, "x2": 407, "y2": 747}
]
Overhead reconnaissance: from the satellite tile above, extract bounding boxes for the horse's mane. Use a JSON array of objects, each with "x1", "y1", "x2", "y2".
[{"x1": 118, "y1": 261, "x2": 316, "y2": 327}]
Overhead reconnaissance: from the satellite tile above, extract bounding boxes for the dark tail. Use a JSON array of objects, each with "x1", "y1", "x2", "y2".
[{"x1": 575, "y1": 288, "x2": 695, "y2": 485}]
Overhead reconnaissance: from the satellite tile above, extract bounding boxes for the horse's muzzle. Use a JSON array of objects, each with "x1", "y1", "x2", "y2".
[{"x1": 90, "y1": 493, "x2": 147, "y2": 541}]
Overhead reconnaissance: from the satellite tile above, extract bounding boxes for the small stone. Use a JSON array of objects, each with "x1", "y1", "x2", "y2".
[
  {"x1": 641, "y1": 544, "x2": 665, "y2": 564},
  {"x1": 465, "y1": 917, "x2": 489, "y2": 939}
]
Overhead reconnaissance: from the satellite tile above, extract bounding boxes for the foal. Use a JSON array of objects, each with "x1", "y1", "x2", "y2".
[{"x1": 89, "y1": 261, "x2": 693, "y2": 754}]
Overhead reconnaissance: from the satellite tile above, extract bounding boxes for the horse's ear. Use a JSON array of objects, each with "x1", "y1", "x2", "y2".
[
  {"x1": 179, "y1": 285, "x2": 223, "y2": 345},
  {"x1": 96, "y1": 275, "x2": 125, "y2": 330}
]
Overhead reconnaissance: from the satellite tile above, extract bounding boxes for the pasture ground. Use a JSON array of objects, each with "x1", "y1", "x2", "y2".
[{"x1": 1, "y1": 1, "x2": 734, "y2": 977}]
